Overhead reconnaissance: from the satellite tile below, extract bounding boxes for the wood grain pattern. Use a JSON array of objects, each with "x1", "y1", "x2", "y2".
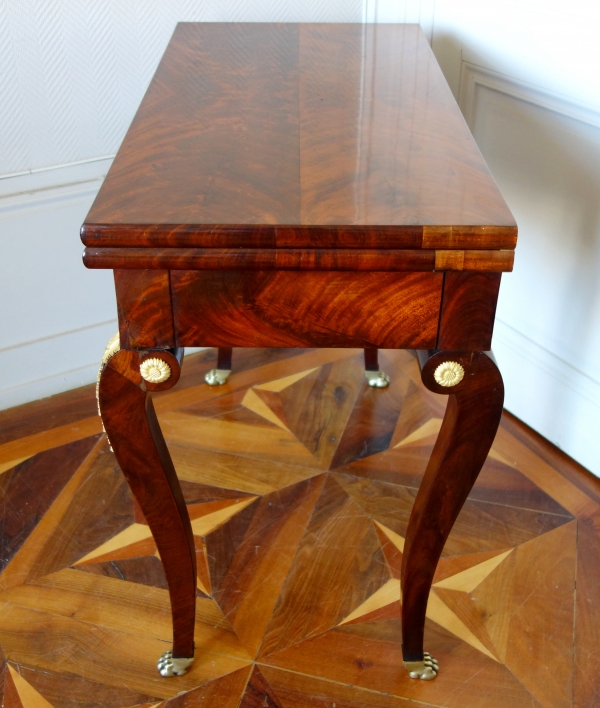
[
  {"x1": 82, "y1": 24, "x2": 515, "y2": 249},
  {"x1": 98, "y1": 349, "x2": 196, "y2": 657},
  {"x1": 114, "y1": 269, "x2": 175, "y2": 349},
  {"x1": 83, "y1": 223, "x2": 517, "y2": 251},
  {"x1": 401, "y1": 351, "x2": 504, "y2": 661},
  {"x1": 1, "y1": 348, "x2": 592, "y2": 707},
  {"x1": 239, "y1": 666, "x2": 283, "y2": 708},
  {"x1": 215, "y1": 477, "x2": 324, "y2": 657},
  {"x1": 437, "y1": 272, "x2": 502, "y2": 351},
  {"x1": 83, "y1": 247, "x2": 514, "y2": 272},
  {"x1": 8, "y1": 663, "x2": 161, "y2": 708},
  {"x1": 259, "y1": 475, "x2": 390, "y2": 658},
  {"x1": 0, "y1": 384, "x2": 97, "y2": 447},
  {"x1": 172, "y1": 271, "x2": 443, "y2": 349},
  {"x1": 0, "y1": 436, "x2": 99, "y2": 573},
  {"x1": 573, "y1": 515, "x2": 600, "y2": 707},
  {"x1": 161, "y1": 665, "x2": 252, "y2": 707}
]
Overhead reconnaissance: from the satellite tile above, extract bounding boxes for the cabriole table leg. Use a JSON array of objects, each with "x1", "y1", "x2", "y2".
[
  {"x1": 401, "y1": 350, "x2": 504, "y2": 679},
  {"x1": 97, "y1": 337, "x2": 197, "y2": 676}
]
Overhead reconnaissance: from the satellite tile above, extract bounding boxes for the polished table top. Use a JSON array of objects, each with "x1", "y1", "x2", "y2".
[{"x1": 82, "y1": 23, "x2": 516, "y2": 262}]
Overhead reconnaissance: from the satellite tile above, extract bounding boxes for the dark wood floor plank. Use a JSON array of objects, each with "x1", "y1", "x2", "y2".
[
  {"x1": 276, "y1": 355, "x2": 364, "y2": 469},
  {"x1": 162, "y1": 665, "x2": 253, "y2": 707},
  {"x1": 10, "y1": 661, "x2": 161, "y2": 708},
  {"x1": 330, "y1": 364, "x2": 410, "y2": 469},
  {"x1": 262, "y1": 627, "x2": 541, "y2": 708},
  {"x1": 239, "y1": 666, "x2": 285, "y2": 708},
  {"x1": 0, "y1": 435, "x2": 100, "y2": 572},
  {"x1": 573, "y1": 515, "x2": 600, "y2": 708},
  {"x1": 258, "y1": 665, "x2": 434, "y2": 707},
  {"x1": 0, "y1": 385, "x2": 97, "y2": 447},
  {"x1": 259, "y1": 476, "x2": 389, "y2": 658},
  {"x1": 9, "y1": 440, "x2": 136, "y2": 589},
  {"x1": 334, "y1": 472, "x2": 571, "y2": 557},
  {"x1": 3, "y1": 666, "x2": 24, "y2": 708},
  {"x1": 501, "y1": 412, "x2": 600, "y2": 507},
  {"x1": 0, "y1": 602, "x2": 250, "y2": 699},
  {"x1": 76, "y1": 555, "x2": 169, "y2": 591},
  {"x1": 215, "y1": 476, "x2": 325, "y2": 657}
]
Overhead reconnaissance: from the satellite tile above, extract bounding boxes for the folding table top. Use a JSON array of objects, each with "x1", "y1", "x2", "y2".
[{"x1": 82, "y1": 23, "x2": 516, "y2": 260}]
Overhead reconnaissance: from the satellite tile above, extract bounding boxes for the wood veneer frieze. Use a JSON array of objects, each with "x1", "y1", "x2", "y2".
[
  {"x1": 171, "y1": 271, "x2": 443, "y2": 350},
  {"x1": 84, "y1": 248, "x2": 513, "y2": 272}
]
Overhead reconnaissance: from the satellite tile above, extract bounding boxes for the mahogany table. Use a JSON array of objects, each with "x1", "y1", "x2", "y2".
[{"x1": 81, "y1": 23, "x2": 516, "y2": 682}]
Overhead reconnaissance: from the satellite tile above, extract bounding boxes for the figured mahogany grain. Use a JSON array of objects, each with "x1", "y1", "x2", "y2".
[
  {"x1": 401, "y1": 350, "x2": 504, "y2": 661},
  {"x1": 437, "y1": 272, "x2": 502, "y2": 351},
  {"x1": 98, "y1": 350, "x2": 196, "y2": 657},
  {"x1": 85, "y1": 248, "x2": 437, "y2": 271},
  {"x1": 82, "y1": 23, "x2": 516, "y2": 250},
  {"x1": 114, "y1": 270, "x2": 175, "y2": 349},
  {"x1": 84, "y1": 247, "x2": 513, "y2": 272},
  {"x1": 171, "y1": 271, "x2": 443, "y2": 350}
]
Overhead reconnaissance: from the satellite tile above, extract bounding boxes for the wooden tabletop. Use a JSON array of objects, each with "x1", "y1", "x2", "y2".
[{"x1": 82, "y1": 23, "x2": 516, "y2": 254}]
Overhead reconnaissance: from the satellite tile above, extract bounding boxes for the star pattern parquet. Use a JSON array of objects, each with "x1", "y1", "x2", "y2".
[{"x1": 0, "y1": 347, "x2": 598, "y2": 708}]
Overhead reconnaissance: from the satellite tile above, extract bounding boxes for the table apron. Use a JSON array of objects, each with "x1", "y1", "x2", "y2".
[
  {"x1": 113, "y1": 269, "x2": 501, "y2": 351},
  {"x1": 171, "y1": 270, "x2": 443, "y2": 350}
]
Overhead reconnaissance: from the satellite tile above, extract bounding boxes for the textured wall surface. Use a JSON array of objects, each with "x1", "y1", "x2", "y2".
[{"x1": 0, "y1": 0, "x2": 435, "y2": 176}]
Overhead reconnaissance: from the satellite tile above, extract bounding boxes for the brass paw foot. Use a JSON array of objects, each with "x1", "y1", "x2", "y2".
[
  {"x1": 404, "y1": 651, "x2": 439, "y2": 680},
  {"x1": 365, "y1": 370, "x2": 390, "y2": 388},
  {"x1": 204, "y1": 368, "x2": 231, "y2": 386},
  {"x1": 157, "y1": 650, "x2": 194, "y2": 677}
]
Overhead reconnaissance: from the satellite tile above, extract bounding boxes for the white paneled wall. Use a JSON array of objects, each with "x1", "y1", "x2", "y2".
[
  {"x1": 1, "y1": 0, "x2": 599, "y2": 474},
  {"x1": 432, "y1": 0, "x2": 600, "y2": 473}
]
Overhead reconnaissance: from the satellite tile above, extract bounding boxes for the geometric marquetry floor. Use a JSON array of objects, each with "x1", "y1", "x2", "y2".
[{"x1": 1, "y1": 347, "x2": 600, "y2": 708}]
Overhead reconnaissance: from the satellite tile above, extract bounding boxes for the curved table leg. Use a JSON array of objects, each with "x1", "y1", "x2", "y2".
[
  {"x1": 401, "y1": 350, "x2": 504, "y2": 679},
  {"x1": 97, "y1": 343, "x2": 196, "y2": 677}
]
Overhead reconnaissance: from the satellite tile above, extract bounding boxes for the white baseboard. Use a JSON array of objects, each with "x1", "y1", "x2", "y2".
[{"x1": 494, "y1": 320, "x2": 600, "y2": 476}]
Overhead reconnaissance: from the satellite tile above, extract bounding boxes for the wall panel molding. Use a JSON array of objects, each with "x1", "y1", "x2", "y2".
[
  {"x1": 493, "y1": 319, "x2": 600, "y2": 475},
  {"x1": 459, "y1": 59, "x2": 600, "y2": 475},
  {"x1": 458, "y1": 60, "x2": 600, "y2": 132}
]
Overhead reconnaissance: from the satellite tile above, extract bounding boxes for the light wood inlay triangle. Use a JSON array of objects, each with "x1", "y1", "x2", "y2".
[
  {"x1": 427, "y1": 591, "x2": 498, "y2": 661},
  {"x1": 74, "y1": 524, "x2": 153, "y2": 565},
  {"x1": 255, "y1": 368, "x2": 318, "y2": 392},
  {"x1": 242, "y1": 389, "x2": 291, "y2": 432},
  {"x1": 0, "y1": 456, "x2": 33, "y2": 475},
  {"x1": 8, "y1": 665, "x2": 54, "y2": 708},
  {"x1": 373, "y1": 521, "x2": 405, "y2": 552},
  {"x1": 433, "y1": 549, "x2": 513, "y2": 592},
  {"x1": 191, "y1": 497, "x2": 258, "y2": 537},
  {"x1": 339, "y1": 579, "x2": 400, "y2": 625},
  {"x1": 393, "y1": 418, "x2": 442, "y2": 449}
]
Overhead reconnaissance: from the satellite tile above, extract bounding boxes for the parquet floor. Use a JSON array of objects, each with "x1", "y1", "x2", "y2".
[{"x1": 1, "y1": 347, "x2": 599, "y2": 708}]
